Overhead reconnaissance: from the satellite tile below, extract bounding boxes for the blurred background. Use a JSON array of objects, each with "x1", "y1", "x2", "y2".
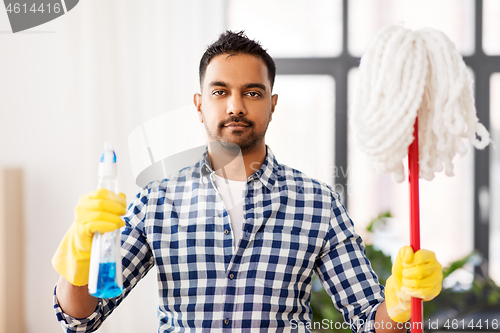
[{"x1": 1, "y1": 0, "x2": 499, "y2": 332}]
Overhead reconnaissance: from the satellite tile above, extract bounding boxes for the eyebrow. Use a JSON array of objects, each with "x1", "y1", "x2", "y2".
[
  {"x1": 208, "y1": 81, "x2": 267, "y2": 92},
  {"x1": 209, "y1": 81, "x2": 227, "y2": 88},
  {"x1": 244, "y1": 83, "x2": 267, "y2": 91}
]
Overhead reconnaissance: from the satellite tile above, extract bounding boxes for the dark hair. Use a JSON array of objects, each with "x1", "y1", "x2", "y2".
[{"x1": 199, "y1": 30, "x2": 276, "y2": 90}]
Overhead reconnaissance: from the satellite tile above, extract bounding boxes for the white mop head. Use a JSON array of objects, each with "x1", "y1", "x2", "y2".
[{"x1": 351, "y1": 25, "x2": 490, "y2": 182}]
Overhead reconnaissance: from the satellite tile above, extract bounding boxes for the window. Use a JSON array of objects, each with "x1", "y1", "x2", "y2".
[
  {"x1": 489, "y1": 73, "x2": 500, "y2": 284},
  {"x1": 348, "y1": 0, "x2": 475, "y2": 56},
  {"x1": 266, "y1": 75, "x2": 335, "y2": 187},
  {"x1": 226, "y1": 0, "x2": 497, "y2": 275},
  {"x1": 483, "y1": 0, "x2": 500, "y2": 55},
  {"x1": 227, "y1": 0, "x2": 342, "y2": 58},
  {"x1": 347, "y1": 69, "x2": 474, "y2": 263}
]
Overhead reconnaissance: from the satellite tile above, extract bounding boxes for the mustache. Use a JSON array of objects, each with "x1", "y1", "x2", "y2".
[{"x1": 220, "y1": 116, "x2": 253, "y2": 127}]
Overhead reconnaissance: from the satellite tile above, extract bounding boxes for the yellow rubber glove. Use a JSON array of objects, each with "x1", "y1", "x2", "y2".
[
  {"x1": 51, "y1": 188, "x2": 126, "y2": 286},
  {"x1": 385, "y1": 246, "x2": 443, "y2": 322}
]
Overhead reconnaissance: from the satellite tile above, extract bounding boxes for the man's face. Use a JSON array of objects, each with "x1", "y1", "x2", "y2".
[{"x1": 194, "y1": 53, "x2": 278, "y2": 153}]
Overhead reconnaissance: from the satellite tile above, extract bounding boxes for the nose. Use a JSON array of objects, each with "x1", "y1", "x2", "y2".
[{"x1": 227, "y1": 95, "x2": 246, "y2": 115}]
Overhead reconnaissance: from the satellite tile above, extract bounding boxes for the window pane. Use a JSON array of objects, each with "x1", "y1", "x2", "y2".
[
  {"x1": 490, "y1": 73, "x2": 500, "y2": 285},
  {"x1": 347, "y1": 68, "x2": 474, "y2": 267},
  {"x1": 226, "y1": 0, "x2": 342, "y2": 58},
  {"x1": 483, "y1": 0, "x2": 500, "y2": 55},
  {"x1": 266, "y1": 75, "x2": 335, "y2": 187},
  {"x1": 349, "y1": 0, "x2": 475, "y2": 56}
]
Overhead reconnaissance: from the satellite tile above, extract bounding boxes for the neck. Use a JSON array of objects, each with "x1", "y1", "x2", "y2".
[{"x1": 208, "y1": 143, "x2": 267, "y2": 181}]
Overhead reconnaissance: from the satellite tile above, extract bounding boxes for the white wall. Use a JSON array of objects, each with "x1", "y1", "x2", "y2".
[{"x1": 0, "y1": 1, "x2": 225, "y2": 332}]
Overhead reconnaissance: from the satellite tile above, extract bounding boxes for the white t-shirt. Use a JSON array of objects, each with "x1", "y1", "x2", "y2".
[{"x1": 213, "y1": 173, "x2": 246, "y2": 248}]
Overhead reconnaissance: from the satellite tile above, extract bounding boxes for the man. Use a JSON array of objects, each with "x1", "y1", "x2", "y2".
[{"x1": 52, "y1": 31, "x2": 442, "y2": 332}]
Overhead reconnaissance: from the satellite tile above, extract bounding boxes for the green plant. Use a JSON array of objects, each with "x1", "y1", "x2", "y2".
[
  {"x1": 309, "y1": 211, "x2": 500, "y2": 332},
  {"x1": 424, "y1": 254, "x2": 500, "y2": 321}
]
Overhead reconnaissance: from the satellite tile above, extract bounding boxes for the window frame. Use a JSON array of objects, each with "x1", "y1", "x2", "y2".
[{"x1": 227, "y1": 0, "x2": 499, "y2": 276}]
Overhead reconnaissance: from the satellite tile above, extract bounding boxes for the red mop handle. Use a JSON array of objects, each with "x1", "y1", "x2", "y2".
[{"x1": 408, "y1": 118, "x2": 423, "y2": 332}]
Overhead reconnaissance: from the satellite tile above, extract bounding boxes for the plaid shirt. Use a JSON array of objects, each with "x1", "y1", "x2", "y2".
[{"x1": 54, "y1": 146, "x2": 384, "y2": 332}]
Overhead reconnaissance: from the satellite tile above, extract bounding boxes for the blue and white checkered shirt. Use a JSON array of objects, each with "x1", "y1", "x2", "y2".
[{"x1": 54, "y1": 146, "x2": 385, "y2": 332}]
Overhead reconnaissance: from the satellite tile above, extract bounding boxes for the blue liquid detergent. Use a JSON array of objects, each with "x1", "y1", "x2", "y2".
[{"x1": 90, "y1": 262, "x2": 123, "y2": 298}]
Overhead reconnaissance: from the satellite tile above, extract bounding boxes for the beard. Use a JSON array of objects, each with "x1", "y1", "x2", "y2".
[{"x1": 203, "y1": 113, "x2": 271, "y2": 154}]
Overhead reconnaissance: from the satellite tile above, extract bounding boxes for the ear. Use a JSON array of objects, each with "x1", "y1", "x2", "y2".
[
  {"x1": 194, "y1": 93, "x2": 203, "y2": 123},
  {"x1": 270, "y1": 94, "x2": 278, "y2": 121}
]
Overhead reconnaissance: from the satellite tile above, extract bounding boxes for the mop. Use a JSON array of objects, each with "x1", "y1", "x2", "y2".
[{"x1": 351, "y1": 25, "x2": 490, "y2": 331}]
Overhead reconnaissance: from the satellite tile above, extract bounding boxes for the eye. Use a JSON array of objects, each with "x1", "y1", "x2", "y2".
[
  {"x1": 212, "y1": 90, "x2": 226, "y2": 96},
  {"x1": 246, "y1": 91, "x2": 262, "y2": 98}
]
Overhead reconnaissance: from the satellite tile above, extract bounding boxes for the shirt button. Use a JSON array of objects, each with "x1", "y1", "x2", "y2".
[
  {"x1": 224, "y1": 229, "x2": 230, "y2": 235},
  {"x1": 224, "y1": 318, "x2": 230, "y2": 325},
  {"x1": 229, "y1": 273, "x2": 234, "y2": 280}
]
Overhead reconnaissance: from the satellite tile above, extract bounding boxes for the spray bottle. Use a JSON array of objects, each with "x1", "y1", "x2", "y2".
[{"x1": 88, "y1": 142, "x2": 124, "y2": 298}]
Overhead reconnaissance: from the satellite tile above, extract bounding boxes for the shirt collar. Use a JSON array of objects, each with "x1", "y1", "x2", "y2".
[{"x1": 200, "y1": 145, "x2": 279, "y2": 191}]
